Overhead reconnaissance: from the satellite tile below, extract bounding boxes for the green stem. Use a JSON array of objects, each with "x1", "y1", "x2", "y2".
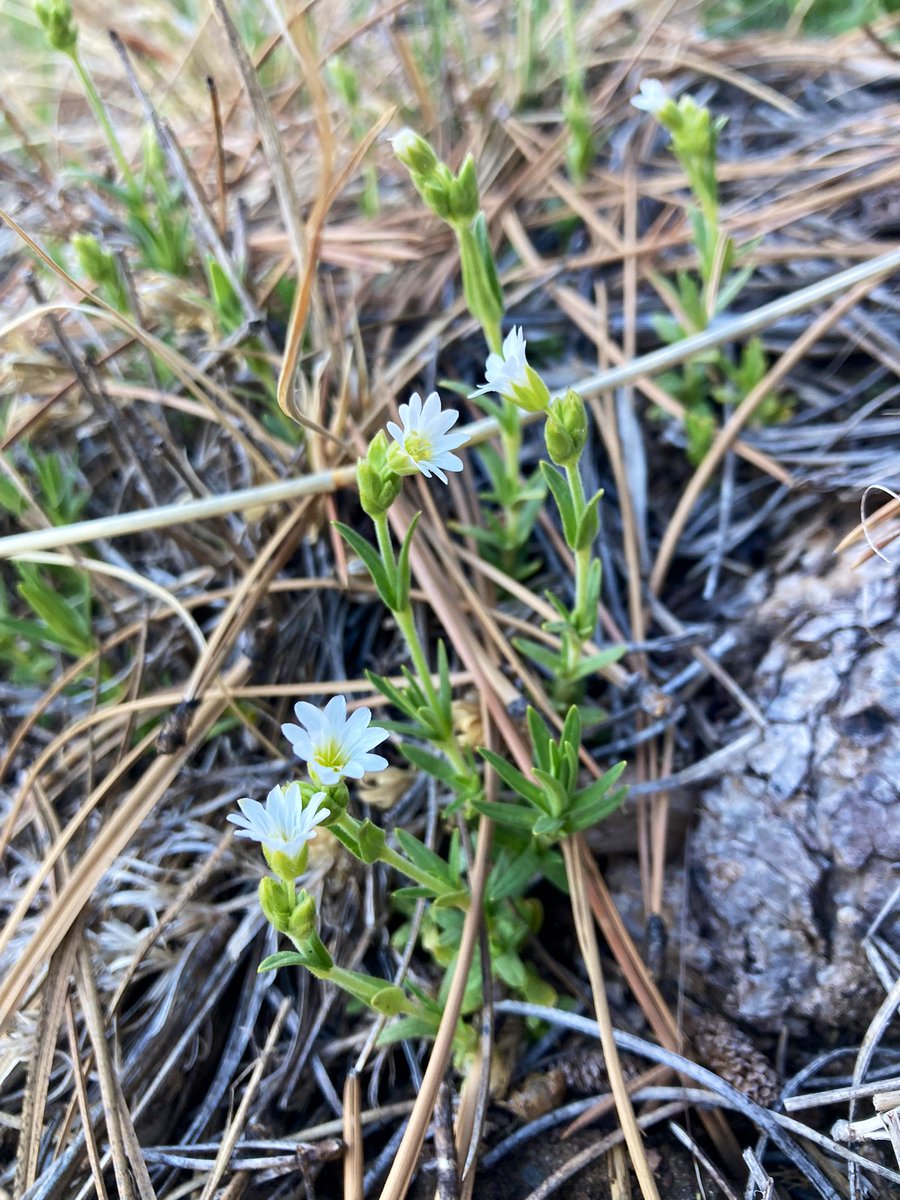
[
  {"x1": 373, "y1": 512, "x2": 396, "y2": 576},
  {"x1": 393, "y1": 604, "x2": 443, "y2": 718},
  {"x1": 70, "y1": 50, "x2": 138, "y2": 194}
]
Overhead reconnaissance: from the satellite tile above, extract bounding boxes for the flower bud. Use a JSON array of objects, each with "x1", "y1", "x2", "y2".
[
  {"x1": 449, "y1": 154, "x2": 479, "y2": 224},
  {"x1": 357, "y1": 431, "x2": 402, "y2": 517},
  {"x1": 320, "y1": 780, "x2": 349, "y2": 821},
  {"x1": 288, "y1": 889, "x2": 318, "y2": 941},
  {"x1": 263, "y1": 842, "x2": 309, "y2": 882},
  {"x1": 392, "y1": 127, "x2": 439, "y2": 179},
  {"x1": 35, "y1": 0, "x2": 77, "y2": 53},
  {"x1": 259, "y1": 877, "x2": 293, "y2": 933},
  {"x1": 545, "y1": 389, "x2": 587, "y2": 467}
]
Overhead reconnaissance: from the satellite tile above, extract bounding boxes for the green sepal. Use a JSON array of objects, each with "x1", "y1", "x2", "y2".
[{"x1": 334, "y1": 521, "x2": 395, "y2": 609}]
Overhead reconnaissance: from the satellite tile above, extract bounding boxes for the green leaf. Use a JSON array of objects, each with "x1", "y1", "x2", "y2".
[
  {"x1": 436, "y1": 639, "x2": 452, "y2": 715},
  {"x1": 334, "y1": 521, "x2": 395, "y2": 609},
  {"x1": 357, "y1": 819, "x2": 387, "y2": 864},
  {"x1": 401, "y1": 743, "x2": 460, "y2": 789},
  {"x1": 376, "y1": 1016, "x2": 439, "y2": 1046},
  {"x1": 532, "y1": 813, "x2": 564, "y2": 838},
  {"x1": 391, "y1": 885, "x2": 433, "y2": 900},
  {"x1": 513, "y1": 637, "x2": 561, "y2": 675},
  {"x1": 561, "y1": 705, "x2": 582, "y2": 754},
  {"x1": 566, "y1": 786, "x2": 628, "y2": 832},
  {"x1": 370, "y1": 986, "x2": 408, "y2": 1016},
  {"x1": 479, "y1": 747, "x2": 545, "y2": 808},
  {"x1": 540, "y1": 461, "x2": 577, "y2": 547},
  {"x1": 488, "y1": 847, "x2": 541, "y2": 901},
  {"x1": 365, "y1": 670, "x2": 420, "y2": 723},
  {"x1": 394, "y1": 828, "x2": 454, "y2": 885},
  {"x1": 574, "y1": 760, "x2": 628, "y2": 807},
  {"x1": 394, "y1": 510, "x2": 421, "y2": 612},
  {"x1": 470, "y1": 799, "x2": 537, "y2": 829},
  {"x1": 526, "y1": 706, "x2": 553, "y2": 772},
  {"x1": 574, "y1": 489, "x2": 603, "y2": 551},
  {"x1": 258, "y1": 951, "x2": 308, "y2": 973},
  {"x1": 329, "y1": 821, "x2": 361, "y2": 858},
  {"x1": 431, "y1": 889, "x2": 470, "y2": 910},
  {"x1": 570, "y1": 645, "x2": 626, "y2": 682}
]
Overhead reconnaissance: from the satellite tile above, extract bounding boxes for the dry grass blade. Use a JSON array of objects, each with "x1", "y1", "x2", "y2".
[
  {"x1": 15, "y1": 928, "x2": 80, "y2": 1194},
  {"x1": 561, "y1": 837, "x2": 661, "y2": 1200},
  {"x1": 0, "y1": 660, "x2": 248, "y2": 1031},
  {"x1": 377, "y1": 818, "x2": 493, "y2": 1200},
  {"x1": 344, "y1": 1071, "x2": 364, "y2": 1200},
  {"x1": 198, "y1": 997, "x2": 291, "y2": 1200}
]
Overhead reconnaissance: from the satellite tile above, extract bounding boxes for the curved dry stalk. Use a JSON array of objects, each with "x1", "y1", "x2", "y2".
[
  {"x1": 377, "y1": 817, "x2": 493, "y2": 1200},
  {"x1": 561, "y1": 836, "x2": 661, "y2": 1200}
]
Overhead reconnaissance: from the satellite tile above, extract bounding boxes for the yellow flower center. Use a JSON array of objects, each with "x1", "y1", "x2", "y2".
[
  {"x1": 404, "y1": 432, "x2": 433, "y2": 463},
  {"x1": 315, "y1": 737, "x2": 347, "y2": 770}
]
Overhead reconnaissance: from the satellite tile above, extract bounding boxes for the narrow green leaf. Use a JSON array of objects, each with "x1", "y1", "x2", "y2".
[
  {"x1": 401, "y1": 743, "x2": 459, "y2": 789},
  {"x1": 570, "y1": 645, "x2": 626, "y2": 682},
  {"x1": 258, "y1": 951, "x2": 308, "y2": 973},
  {"x1": 395, "y1": 510, "x2": 421, "y2": 612},
  {"x1": 394, "y1": 828, "x2": 453, "y2": 885},
  {"x1": 479, "y1": 747, "x2": 544, "y2": 808},
  {"x1": 470, "y1": 799, "x2": 537, "y2": 830},
  {"x1": 540, "y1": 461, "x2": 577, "y2": 547},
  {"x1": 513, "y1": 637, "x2": 561, "y2": 675},
  {"x1": 334, "y1": 521, "x2": 395, "y2": 608}
]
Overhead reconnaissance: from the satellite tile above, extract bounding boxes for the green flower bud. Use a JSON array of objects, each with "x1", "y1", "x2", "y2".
[
  {"x1": 263, "y1": 842, "x2": 309, "y2": 882},
  {"x1": 259, "y1": 877, "x2": 293, "y2": 933},
  {"x1": 510, "y1": 365, "x2": 551, "y2": 413},
  {"x1": 545, "y1": 389, "x2": 587, "y2": 467},
  {"x1": 287, "y1": 889, "x2": 317, "y2": 941},
  {"x1": 320, "y1": 780, "x2": 349, "y2": 821},
  {"x1": 392, "y1": 127, "x2": 439, "y2": 179},
  {"x1": 449, "y1": 154, "x2": 479, "y2": 224},
  {"x1": 35, "y1": 0, "x2": 77, "y2": 53},
  {"x1": 357, "y1": 431, "x2": 402, "y2": 517}
]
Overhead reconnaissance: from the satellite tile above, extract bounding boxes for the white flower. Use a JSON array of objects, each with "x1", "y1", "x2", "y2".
[
  {"x1": 282, "y1": 695, "x2": 389, "y2": 785},
  {"x1": 228, "y1": 782, "x2": 330, "y2": 857},
  {"x1": 471, "y1": 326, "x2": 528, "y2": 399},
  {"x1": 470, "y1": 326, "x2": 550, "y2": 412},
  {"x1": 631, "y1": 78, "x2": 670, "y2": 115},
  {"x1": 386, "y1": 391, "x2": 467, "y2": 484}
]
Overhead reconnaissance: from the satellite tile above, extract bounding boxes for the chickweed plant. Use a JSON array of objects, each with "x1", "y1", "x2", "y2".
[
  {"x1": 236, "y1": 130, "x2": 633, "y2": 1088},
  {"x1": 633, "y1": 79, "x2": 791, "y2": 463}
]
